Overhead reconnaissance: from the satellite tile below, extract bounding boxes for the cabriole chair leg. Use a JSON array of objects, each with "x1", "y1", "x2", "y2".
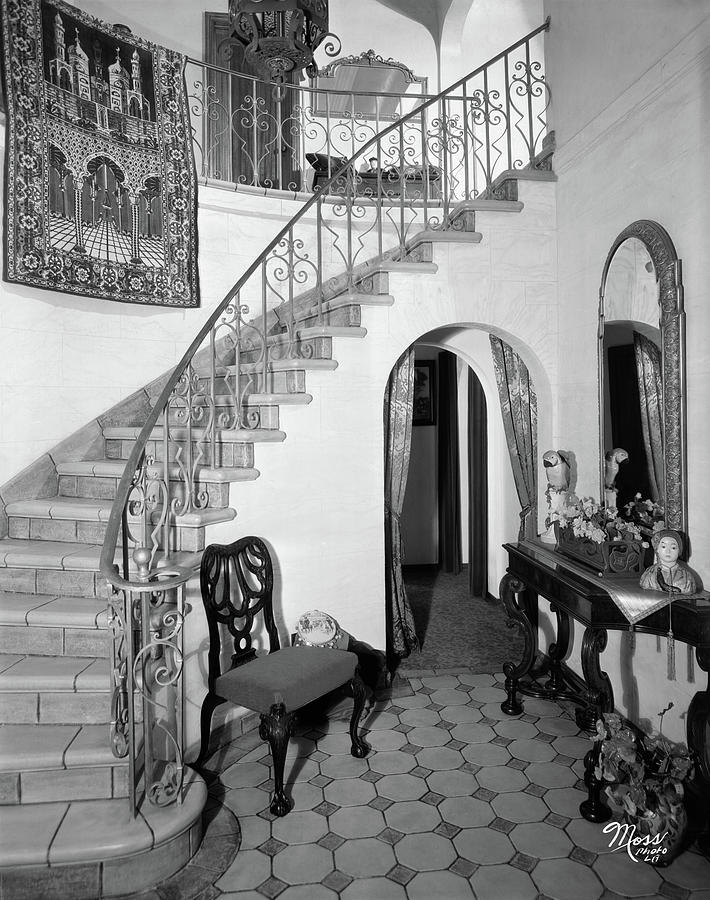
[{"x1": 260, "y1": 702, "x2": 295, "y2": 816}]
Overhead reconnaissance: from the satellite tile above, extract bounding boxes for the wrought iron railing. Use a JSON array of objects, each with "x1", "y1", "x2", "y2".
[
  {"x1": 186, "y1": 21, "x2": 550, "y2": 200},
  {"x1": 100, "y1": 20, "x2": 551, "y2": 817}
]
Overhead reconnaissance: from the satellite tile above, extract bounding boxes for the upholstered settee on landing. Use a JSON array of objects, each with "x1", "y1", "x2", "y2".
[{"x1": 306, "y1": 153, "x2": 441, "y2": 199}]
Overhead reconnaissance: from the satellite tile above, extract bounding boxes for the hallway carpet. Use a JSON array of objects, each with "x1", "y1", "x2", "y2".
[{"x1": 399, "y1": 566, "x2": 523, "y2": 672}]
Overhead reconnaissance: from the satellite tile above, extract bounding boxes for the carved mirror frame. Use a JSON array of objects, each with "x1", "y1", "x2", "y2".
[{"x1": 598, "y1": 220, "x2": 687, "y2": 539}]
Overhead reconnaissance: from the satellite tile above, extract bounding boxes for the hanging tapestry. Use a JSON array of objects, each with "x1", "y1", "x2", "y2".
[{"x1": 1, "y1": 0, "x2": 200, "y2": 307}]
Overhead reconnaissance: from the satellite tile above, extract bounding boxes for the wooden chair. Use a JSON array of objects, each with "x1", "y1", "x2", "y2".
[{"x1": 197, "y1": 536, "x2": 370, "y2": 816}]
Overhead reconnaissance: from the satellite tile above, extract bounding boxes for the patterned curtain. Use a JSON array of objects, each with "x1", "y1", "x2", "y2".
[
  {"x1": 634, "y1": 331, "x2": 664, "y2": 504},
  {"x1": 384, "y1": 348, "x2": 420, "y2": 660},
  {"x1": 489, "y1": 336, "x2": 538, "y2": 540}
]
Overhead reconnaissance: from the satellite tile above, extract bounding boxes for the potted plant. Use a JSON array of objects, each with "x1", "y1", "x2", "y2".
[{"x1": 593, "y1": 707, "x2": 692, "y2": 866}]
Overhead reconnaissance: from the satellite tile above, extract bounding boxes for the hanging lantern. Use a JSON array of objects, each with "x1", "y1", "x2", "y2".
[{"x1": 228, "y1": 0, "x2": 340, "y2": 84}]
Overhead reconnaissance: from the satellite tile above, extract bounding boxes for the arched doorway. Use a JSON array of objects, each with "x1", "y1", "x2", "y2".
[{"x1": 383, "y1": 326, "x2": 536, "y2": 673}]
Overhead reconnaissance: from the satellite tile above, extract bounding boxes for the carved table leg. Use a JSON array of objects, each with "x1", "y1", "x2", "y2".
[
  {"x1": 349, "y1": 668, "x2": 370, "y2": 759},
  {"x1": 545, "y1": 603, "x2": 571, "y2": 694},
  {"x1": 687, "y1": 648, "x2": 710, "y2": 858},
  {"x1": 260, "y1": 702, "x2": 295, "y2": 817},
  {"x1": 499, "y1": 573, "x2": 538, "y2": 716},
  {"x1": 578, "y1": 627, "x2": 613, "y2": 733}
]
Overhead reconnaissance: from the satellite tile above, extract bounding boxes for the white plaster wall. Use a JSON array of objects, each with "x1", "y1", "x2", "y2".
[
  {"x1": 541, "y1": 4, "x2": 710, "y2": 742},
  {"x1": 442, "y1": 0, "x2": 544, "y2": 88}
]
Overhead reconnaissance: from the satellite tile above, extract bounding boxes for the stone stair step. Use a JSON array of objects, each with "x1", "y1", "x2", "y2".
[
  {"x1": 57, "y1": 459, "x2": 260, "y2": 505},
  {"x1": 0, "y1": 770, "x2": 206, "y2": 897},
  {"x1": 242, "y1": 391, "x2": 312, "y2": 406},
  {"x1": 297, "y1": 325, "x2": 368, "y2": 340},
  {"x1": 0, "y1": 593, "x2": 109, "y2": 658},
  {"x1": 0, "y1": 724, "x2": 128, "y2": 805},
  {"x1": 1, "y1": 655, "x2": 111, "y2": 725},
  {"x1": 240, "y1": 333, "x2": 335, "y2": 364},
  {"x1": 0, "y1": 540, "x2": 200, "y2": 598},
  {"x1": 376, "y1": 260, "x2": 439, "y2": 274},
  {"x1": 104, "y1": 425, "x2": 286, "y2": 465}
]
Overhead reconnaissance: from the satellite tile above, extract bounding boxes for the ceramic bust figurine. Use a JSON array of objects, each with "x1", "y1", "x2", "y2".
[{"x1": 640, "y1": 529, "x2": 697, "y2": 594}]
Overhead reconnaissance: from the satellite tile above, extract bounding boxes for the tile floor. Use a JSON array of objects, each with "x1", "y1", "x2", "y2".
[{"x1": 180, "y1": 669, "x2": 710, "y2": 900}]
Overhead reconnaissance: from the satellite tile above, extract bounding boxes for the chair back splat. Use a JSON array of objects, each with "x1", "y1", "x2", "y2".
[
  {"x1": 201, "y1": 536, "x2": 279, "y2": 672},
  {"x1": 197, "y1": 536, "x2": 371, "y2": 816}
]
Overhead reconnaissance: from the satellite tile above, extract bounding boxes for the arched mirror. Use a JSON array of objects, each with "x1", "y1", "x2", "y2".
[{"x1": 598, "y1": 221, "x2": 687, "y2": 540}]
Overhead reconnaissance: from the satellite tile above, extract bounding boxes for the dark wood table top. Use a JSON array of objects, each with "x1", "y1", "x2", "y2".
[{"x1": 504, "y1": 540, "x2": 710, "y2": 650}]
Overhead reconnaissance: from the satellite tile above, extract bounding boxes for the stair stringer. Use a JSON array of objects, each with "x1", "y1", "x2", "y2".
[{"x1": 184, "y1": 176, "x2": 559, "y2": 758}]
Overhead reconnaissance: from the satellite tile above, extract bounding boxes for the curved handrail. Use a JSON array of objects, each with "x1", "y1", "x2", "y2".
[{"x1": 99, "y1": 17, "x2": 551, "y2": 589}]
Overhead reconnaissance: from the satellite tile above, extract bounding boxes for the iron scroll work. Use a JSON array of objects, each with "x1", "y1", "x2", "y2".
[{"x1": 598, "y1": 220, "x2": 687, "y2": 539}]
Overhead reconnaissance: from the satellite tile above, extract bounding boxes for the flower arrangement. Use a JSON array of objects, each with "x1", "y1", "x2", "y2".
[
  {"x1": 624, "y1": 494, "x2": 666, "y2": 536},
  {"x1": 547, "y1": 493, "x2": 645, "y2": 545},
  {"x1": 593, "y1": 706, "x2": 692, "y2": 864}
]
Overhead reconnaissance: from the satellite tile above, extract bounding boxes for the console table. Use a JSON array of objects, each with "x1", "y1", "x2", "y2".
[{"x1": 498, "y1": 539, "x2": 710, "y2": 844}]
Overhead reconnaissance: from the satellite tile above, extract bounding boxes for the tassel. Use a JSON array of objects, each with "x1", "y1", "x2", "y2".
[
  {"x1": 667, "y1": 629, "x2": 676, "y2": 680},
  {"x1": 627, "y1": 624, "x2": 635, "y2": 651},
  {"x1": 656, "y1": 634, "x2": 662, "y2": 653},
  {"x1": 688, "y1": 643, "x2": 695, "y2": 684}
]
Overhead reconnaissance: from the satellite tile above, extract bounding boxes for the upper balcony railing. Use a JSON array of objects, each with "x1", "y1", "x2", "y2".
[
  {"x1": 186, "y1": 20, "x2": 550, "y2": 201},
  {"x1": 100, "y1": 20, "x2": 551, "y2": 819}
]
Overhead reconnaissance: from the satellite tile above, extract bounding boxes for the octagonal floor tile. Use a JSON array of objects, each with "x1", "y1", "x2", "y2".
[
  {"x1": 362, "y1": 711, "x2": 400, "y2": 731},
  {"x1": 470, "y1": 863, "x2": 538, "y2": 899},
  {"x1": 408, "y1": 870, "x2": 475, "y2": 900},
  {"x1": 319, "y1": 755, "x2": 369, "y2": 780},
  {"x1": 406, "y1": 726, "x2": 451, "y2": 748},
  {"x1": 525, "y1": 761, "x2": 577, "y2": 789},
  {"x1": 375, "y1": 773, "x2": 428, "y2": 801},
  {"x1": 384, "y1": 799, "x2": 441, "y2": 834},
  {"x1": 290, "y1": 781, "x2": 326, "y2": 811},
  {"x1": 395, "y1": 832, "x2": 457, "y2": 871},
  {"x1": 368, "y1": 751, "x2": 417, "y2": 775},
  {"x1": 461, "y1": 743, "x2": 511, "y2": 767},
  {"x1": 335, "y1": 836, "x2": 396, "y2": 877},
  {"x1": 493, "y1": 719, "x2": 539, "y2": 740},
  {"x1": 272, "y1": 843, "x2": 334, "y2": 885},
  {"x1": 532, "y1": 857, "x2": 603, "y2": 900},
  {"x1": 429, "y1": 688, "x2": 470, "y2": 707},
  {"x1": 422, "y1": 674, "x2": 462, "y2": 689},
  {"x1": 658, "y1": 847, "x2": 710, "y2": 889},
  {"x1": 508, "y1": 738, "x2": 557, "y2": 763},
  {"x1": 511, "y1": 821, "x2": 573, "y2": 858},
  {"x1": 216, "y1": 849, "x2": 271, "y2": 892},
  {"x1": 399, "y1": 707, "x2": 441, "y2": 727},
  {"x1": 365, "y1": 730, "x2": 408, "y2": 751},
  {"x1": 552, "y1": 735, "x2": 592, "y2": 759},
  {"x1": 395, "y1": 694, "x2": 430, "y2": 709},
  {"x1": 477, "y1": 765, "x2": 528, "y2": 793},
  {"x1": 439, "y1": 705, "x2": 482, "y2": 724},
  {"x1": 277, "y1": 885, "x2": 337, "y2": 900},
  {"x1": 454, "y1": 826, "x2": 515, "y2": 864},
  {"x1": 468, "y1": 686, "x2": 507, "y2": 703},
  {"x1": 458, "y1": 672, "x2": 496, "y2": 688},
  {"x1": 323, "y1": 778, "x2": 376, "y2": 808},
  {"x1": 523, "y1": 698, "x2": 567, "y2": 717},
  {"x1": 236, "y1": 815, "x2": 271, "y2": 850},
  {"x1": 340, "y1": 876, "x2": 407, "y2": 900},
  {"x1": 329, "y1": 805, "x2": 385, "y2": 839},
  {"x1": 415, "y1": 746, "x2": 464, "y2": 771},
  {"x1": 491, "y1": 791, "x2": 548, "y2": 824},
  {"x1": 272, "y1": 810, "x2": 329, "y2": 845},
  {"x1": 427, "y1": 769, "x2": 478, "y2": 798},
  {"x1": 451, "y1": 723, "x2": 496, "y2": 744},
  {"x1": 593, "y1": 849, "x2": 663, "y2": 896},
  {"x1": 544, "y1": 786, "x2": 588, "y2": 818},
  {"x1": 223, "y1": 786, "x2": 269, "y2": 817},
  {"x1": 565, "y1": 818, "x2": 616, "y2": 855},
  {"x1": 439, "y1": 796, "x2": 494, "y2": 828},
  {"x1": 480, "y1": 703, "x2": 515, "y2": 721},
  {"x1": 221, "y1": 761, "x2": 271, "y2": 789},
  {"x1": 317, "y1": 733, "x2": 355, "y2": 756},
  {"x1": 535, "y1": 716, "x2": 580, "y2": 736}
]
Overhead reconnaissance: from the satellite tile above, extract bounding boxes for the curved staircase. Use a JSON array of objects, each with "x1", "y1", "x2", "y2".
[{"x1": 0, "y1": 20, "x2": 552, "y2": 898}]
